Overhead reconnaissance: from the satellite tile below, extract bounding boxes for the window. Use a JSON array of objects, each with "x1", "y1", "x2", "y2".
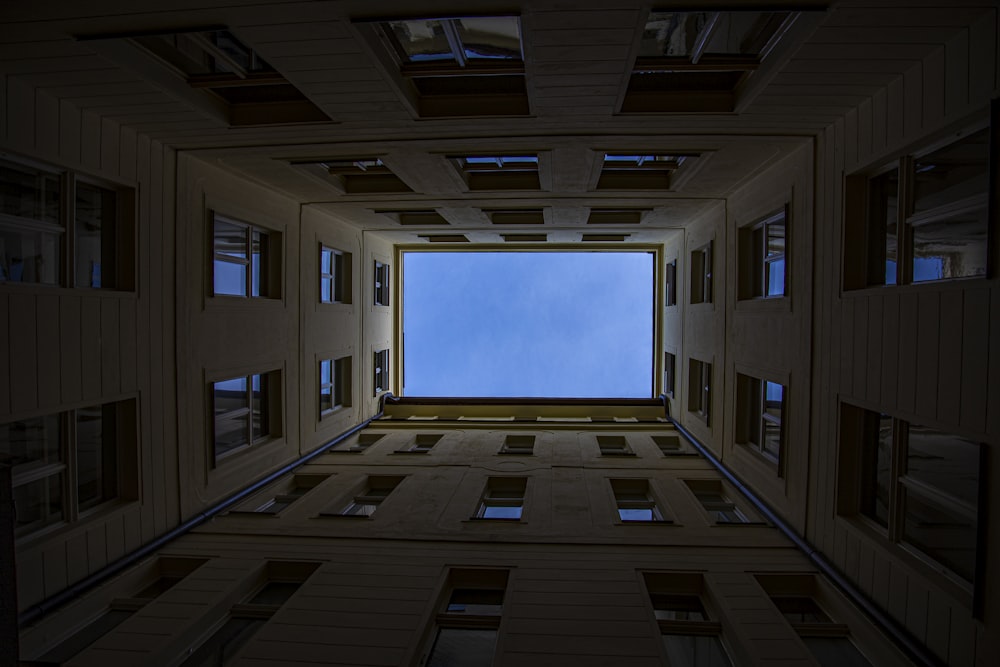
[
  {"x1": 738, "y1": 208, "x2": 787, "y2": 299},
  {"x1": 319, "y1": 357, "x2": 351, "y2": 416},
  {"x1": 333, "y1": 432, "x2": 384, "y2": 454},
  {"x1": 450, "y1": 154, "x2": 540, "y2": 191},
  {"x1": 587, "y1": 208, "x2": 648, "y2": 225},
  {"x1": 665, "y1": 259, "x2": 677, "y2": 306},
  {"x1": 623, "y1": 10, "x2": 798, "y2": 113},
  {"x1": 839, "y1": 405, "x2": 983, "y2": 586},
  {"x1": 756, "y1": 574, "x2": 874, "y2": 667},
  {"x1": 211, "y1": 212, "x2": 279, "y2": 298},
  {"x1": 0, "y1": 400, "x2": 137, "y2": 538},
  {"x1": 685, "y1": 480, "x2": 753, "y2": 524},
  {"x1": 643, "y1": 572, "x2": 733, "y2": 667},
  {"x1": 374, "y1": 261, "x2": 390, "y2": 306},
  {"x1": 664, "y1": 352, "x2": 676, "y2": 398},
  {"x1": 423, "y1": 569, "x2": 509, "y2": 667},
  {"x1": 475, "y1": 477, "x2": 526, "y2": 520},
  {"x1": 487, "y1": 208, "x2": 545, "y2": 225},
  {"x1": 114, "y1": 29, "x2": 330, "y2": 126},
  {"x1": 373, "y1": 348, "x2": 390, "y2": 395},
  {"x1": 331, "y1": 475, "x2": 403, "y2": 517},
  {"x1": 179, "y1": 561, "x2": 318, "y2": 666},
  {"x1": 366, "y1": 16, "x2": 528, "y2": 118},
  {"x1": 598, "y1": 435, "x2": 634, "y2": 456},
  {"x1": 235, "y1": 474, "x2": 329, "y2": 515},
  {"x1": 611, "y1": 479, "x2": 666, "y2": 522},
  {"x1": 597, "y1": 154, "x2": 696, "y2": 190},
  {"x1": 688, "y1": 358, "x2": 712, "y2": 424},
  {"x1": 736, "y1": 375, "x2": 785, "y2": 470},
  {"x1": 690, "y1": 241, "x2": 712, "y2": 304},
  {"x1": 653, "y1": 434, "x2": 696, "y2": 457},
  {"x1": 397, "y1": 433, "x2": 443, "y2": 454},
  {"x1": 319, "y1": 245, "x2": 351, "y2": 303},
  {"x1": 34, "y1": 557, "x2": 207, "y2": 664},
  {"x1": 212, "y1": 372, "x2": 278, "y2": 463},
  {"x1": 844, "y1": 121, "x2": 990, "y2": 289},
  {"x1": 295, "y1": 158, "x2": 413, "y2": 195},
  {"x1": 499, "y1": 434, "x2": 535, "y2": 455},
  {"x1": 0, "y1": 157, "x2": 134, "y2": 289}
]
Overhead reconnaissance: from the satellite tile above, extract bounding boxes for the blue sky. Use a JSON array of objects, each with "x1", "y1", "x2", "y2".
[{"x1": 402, "y1": 251, "x2": 653, "y2": 398}]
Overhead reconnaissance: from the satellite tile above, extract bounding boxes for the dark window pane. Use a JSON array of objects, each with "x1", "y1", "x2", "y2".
[
  {"x1": 802, "y1": 637, "x2": 874, "y2": 667},
  {"x1": 75, "y1": 182, "x2": 117, "y2": 288},
  {"x1": 214, "y1": 377, "x2": 249, "y2": 457},
  {"x1": 447, "y1": 588, "x2": 504, "y2": 615},
  {"x1": 905, "y1": 426, "x2": 980, "y2": 507},
  {"x1": 427, "y1": 628, "x2": 498, "y2": 667},
  {"x1": 0, "y1": 414, "x2": 61, "y2": 470},
  {"x1": 867, "y1": 169, "x2": 898, "y2": 285},
  {"x1": 902, "y1": 487, "x2": 977, "y2": 582},
  {"x1": 248, "y1": 581, "x2": 299, "y2": 605},
  {"x1": 662, "y1": 634, "x2": 733, "y2": 667},
  {"x1": 651, "y1": 594, "x2": 707, "y2": 621},
  {"x1": 912, "y1": 128, "x2": 988, "y2": 215},
  {"x1": 0, "y1": 160, "x2": 61, "y2": 223},
  {"x1": 910, "y1": 206, "x2": 988, "y2": 282},
  {"x1": 771, "y1": 596, "x2": 830, "y2": 623},
  {"x1": 389, "y1": 20, "x2": 455, "y2": 62},
  {"x1": 860, "y1": 414, "x2": 892, "y2": 528},
  {"x1": 457, "y1": 17, "x2": 521, "y2": 60},
  {"x1": 13, "y1": 473, "x2": 63, "y2": 535},
  {"x1": 179, "y1": 617, "x2": 264, "y2": 667},
  {"x1": 251, "y1": 374, "x2": 267, "y2": 442},
  {"x1": 0, "y1": 225, "x2": 61, "y2": 285},
  {"x1": 482, "y1": 504, "x2": 521, "y2": 519},
  {"x1": 76, "y1": 404, "x2": 118, "y2": 512}
]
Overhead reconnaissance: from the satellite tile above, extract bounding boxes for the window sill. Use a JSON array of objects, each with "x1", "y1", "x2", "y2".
[
  {"x1": 734, "y1": 296, "x2": 789, "y2": 314},
  {"x1": 841, "y1": 275, "x2": 988, "y2": 298}
]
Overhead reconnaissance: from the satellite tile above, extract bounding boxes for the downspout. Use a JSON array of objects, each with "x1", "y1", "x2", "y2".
[
  {"x1": 18, "y1": 397, "x2": 390, "y2": 628},
  {"x1": 662, "y1": 400, "x2": 944, "y2": 667}
]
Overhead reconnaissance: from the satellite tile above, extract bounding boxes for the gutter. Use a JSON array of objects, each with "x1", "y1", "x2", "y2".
[
  {"x1": 666, "y1": 407, "x2": 945, "y2": 667},
  {"x1": 18, "y1": 400, "x2": 389, "y2": 628}
]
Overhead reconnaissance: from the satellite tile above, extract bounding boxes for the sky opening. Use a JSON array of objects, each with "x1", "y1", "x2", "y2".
[{"x1": 402, "y1": 251, "x2": 653, "y2": 398}]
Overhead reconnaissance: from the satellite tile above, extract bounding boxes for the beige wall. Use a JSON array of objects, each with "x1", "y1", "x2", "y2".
[
  {"x1": 809, "y1": 10, "x2": 999, "y2": 666},
  {"x1": 1, "y1": 81, "x2": 180, "y2": 611}
]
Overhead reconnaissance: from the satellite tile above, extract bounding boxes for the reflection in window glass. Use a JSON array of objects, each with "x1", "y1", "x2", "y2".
[
  {"x1": 427, "y1": 628, "x2": 498, "y2": 667},
  {"x1": 867, "y1": 169, "x2": 898, "y2": 285},
  {"x1": 75, "y1": 182, "x2": 117, "y2": 288},
  {"x1": 0, "y1": 226, "x2": 60, "y2": 284},
  {"x1": 662, "y1": 634, "x2": 733, "y2": 667},
  {"x1": 77, "y1": 404, "x2": 118, "y2": 512},
  {"x1": 214, "y1": 377, "x2": 249, "y2": 458},
  {"x1": 910, "y1": 206, "x2": 988, "y2": 282},
  {"x1": 860, "y1": 414, "x2": 892, "y2": 528},
  {"x1": 801, "y1": 637, "x2": 873, "y2": 667},
  {"x1": 13, "y1": 474, "x2": 64, "y2": 536},
  {"x1": 457, "y1": 17, "x2": 521, "y2": 60},
  {"x1": 640, "y1": 11, "x2": 789, "y2": 59}
]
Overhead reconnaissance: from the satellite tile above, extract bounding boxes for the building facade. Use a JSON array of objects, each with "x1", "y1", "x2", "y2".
[{"x1": 0, "y1": 1, "x2": 997, "y2": 665}]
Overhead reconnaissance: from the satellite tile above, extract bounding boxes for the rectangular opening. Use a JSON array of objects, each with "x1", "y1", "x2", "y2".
[{"x1": 402, "y1": 251, "x2": 654, "y2": 398}]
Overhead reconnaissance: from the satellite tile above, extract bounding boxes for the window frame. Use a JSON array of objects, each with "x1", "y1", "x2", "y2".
[
  {"x1": 319, "y1": 356, "x2": 351, "y2": 418},
  {"x1": 374, "y1": 260, "x2": 390, "y2": 306},
  {"x1": 211, "y1": 371, "x2": 279, "y2": 465},
  {"x1": 611, "y1": 478, "x2": 669, "y2": 523},
  {"x1": 0, "y1": 155, "x2": 135, "y2": 290},
  {"x1": 474, "y1": 477, "x2": 527, "y2": 521},
  {"x1": 664, "y1": 351, "x2": 676, "y2": 398},
  {"x1": 665, "y1": 258, "x2": 678, "y2": 306},
  {"x1": 209, "y1": 210, "x2": 280, "y2": 299},
  {"x1": 738, "y1": 206, "x2": 788, "y2": 300},
  {"x1": 736, "y1": 374, "x2": 786, "y2": 473},
  {"x1": 421, "y1": 568, "x2": 510, "y2": 667},
  {"x1": 319, "y1": 244, "x2": 351, "y2": 304},
  {"x1": 688, "y1": 358, "x2": 712, "y2": 424},
  {"x1": 838, "y1": 404, "x2": 985, "y2": 599},
  {"x1": 373, "y1": 348, "x2": 390, "y2": 396},
  {"x1": 689, "y1": 241, "x2": 713, "y2": 304},
  {"x1": 1, "y1": 399, "x2": 138, "y2": 541},
  {"x1": 843, "y1": 112, "x2": 993, "y2": 290},
  {"x1": 499, "y1": 434, "x2": 535, "y2": 455},
  {"x1": 685, "y1": 479, "x2": 758, "y2": 525},
  {"x1": 642, "y1": 571, "x2": 734, "y2": 666}
]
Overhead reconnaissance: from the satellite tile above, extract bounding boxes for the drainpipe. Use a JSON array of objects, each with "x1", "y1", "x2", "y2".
[
  {"x1": 665, "y1": 411, "x2": 945, "y2": 667},
  {"x1": 18, "y1": 400, "x2": 389, "y2": 628}
]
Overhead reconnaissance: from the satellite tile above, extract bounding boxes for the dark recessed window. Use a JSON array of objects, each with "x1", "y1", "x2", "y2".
[
  {"x1": 598, "y1": 154, "x2": 696, "y2": 190},
  {"x1": 623, "y1": 11, "x2": 796, "y2": 112}
]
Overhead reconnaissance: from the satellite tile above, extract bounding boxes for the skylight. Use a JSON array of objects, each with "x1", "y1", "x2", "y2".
[{"x1": 402, "y1": 251, "x2": 654, "y2": 398}]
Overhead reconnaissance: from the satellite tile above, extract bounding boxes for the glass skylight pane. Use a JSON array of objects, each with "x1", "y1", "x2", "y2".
[
  {"x1": 641, "y1": 11, "x2": 789, "y2": 58},
  {"x1": 458, "y1": 17, "x2": 521, "y2": 60},
  {"x1": 389, "y1": 20, "x2": 455, "y2": 62}
]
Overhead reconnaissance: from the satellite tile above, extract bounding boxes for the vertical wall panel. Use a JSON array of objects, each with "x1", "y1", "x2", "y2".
[
  {"x1": 119, "y1": 127, "x2": 137, "y2": 182},
  {"x1": 8, "y1": 293, "x2": 38, "y2": 414},
  {"x1": 58, "y1": 99, "x2": 81, "y2": 167},
  {"x1": 944, "y1": 29, "x2": 971, "y2": 117},
  {"x1": 840, "y1": 299, "x2": 855, "y2": 394},
  {"x1": 119, "y1": 298, "x2": 138, "y2": 394},
  {"x1": 80, "y1": 110, "x2": 101, "y2": 172},
  {"x1": 937, "y1": 293, "x2": 963, "y2": 421},
  {"x1": 160, "y1": 146, "x2": 180, "y2": 529},
  {"x1": 34, "y1": 293, "x2": 60, "y2": 409},
  {"x1": 844, "y1": 108, "x2": 858, "y2": 169},
  {"x1": 134, "y1": 132, "x2": 155, "y2": 545},
  {"x1": 914, "y1": 293, "x2": 940, "y2": 418},
  {"x1": 960, "y1": 289, "x2": 990, "y2": 433},
  {"x1": 852, "y1": 299, "x2": 868, "y2": 399},
  {"x1": 34, "y1": 90, "x2": 58, "y2": 158},
  {"x1": 903, "y1": 64, "x2": 924, "y2": 139},
  {"x1": 871, "y1": 89, "x2": 887, "y2": 157},
  {"x1": 86, "y1": 524, "x2": 107, "y2": 577},
  {"x1": 41, "y1": 544, "x2": 67, "y2": 598},
  {"x1": 880, "y1": 295, "x2": 899, "y2": 407},
  {"x1": 897, "y1": 292, "x2": 919, "y2": 414},
  {"x1": 988, "y1": 288, "x2": 1000, "y2": 440},
  {"x1": 100, "y1": 298, "x2": 120, "y2": 397},
  {"x1": 5, "y1": 76, "x2": 35, "y2": 153},
  {"x1": 922, "y1": 47, "x2": 945, "y2": 129},
  {"x1": 857, "y1": 98, "x2": 873, "y2": 163},
  {"x1": 904, "y1": 586, "x2": 929, "y2": 645},
  {"x1": 100, "y1": 117, "x2": 120, "y2": 178},
  {"x1": 59, "y1": 295, "x2": 82, "y2": 405},
  {"x1": 80, "y1": 296, "x2": 102, "y2": 402},
  {"x1": 0, "y1": 75, "x2": 6, "y2": 143},
  {"x1": 148, "y1": 139, "x2": 167, "y2": 537},
  {"x1": 968, "y1": 11, "x2": 998, "y2": 103},
  {"x1": 866, "y1": 295, "x2": 883, "y2": 402},
  {"x1": 64, "y1": 534, "x2": 87, "y2": 584},
  {"x1": 886, "y1": 77, "x2": 905, "y2": 152},
  {"x1": 0, "y1": 293, "x2": 9, "y2": 417}
]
